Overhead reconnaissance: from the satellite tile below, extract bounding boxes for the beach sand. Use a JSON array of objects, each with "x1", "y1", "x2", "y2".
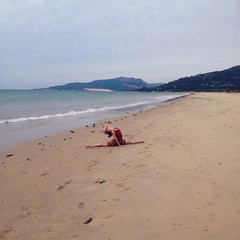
[{"x1": 0, "y1": 92, "x2": 240, "y2": 240}]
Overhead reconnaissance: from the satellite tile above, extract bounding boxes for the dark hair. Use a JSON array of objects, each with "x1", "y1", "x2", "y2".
[{"x1": 107, "y1": 131, "x2": 112, "y2": 138}]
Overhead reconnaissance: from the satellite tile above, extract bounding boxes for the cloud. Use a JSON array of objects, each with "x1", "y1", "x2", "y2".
[{"x1": 0, "y1": 0, "x2": 239, "y2": 88}]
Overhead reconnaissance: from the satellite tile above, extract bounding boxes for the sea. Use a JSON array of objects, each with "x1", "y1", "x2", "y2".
[{"x1": 0, "y1": 89, "x2": 189, "y2": 151}]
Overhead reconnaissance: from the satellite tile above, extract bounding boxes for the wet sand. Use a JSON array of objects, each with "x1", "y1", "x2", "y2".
[{"x1": 1, "y1": 92, "x2": 240, "y2": 240}]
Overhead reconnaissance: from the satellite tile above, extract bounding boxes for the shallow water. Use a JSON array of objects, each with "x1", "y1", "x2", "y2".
[{"x1": 0, "y1": 90, "x2": 189, "y2": 151}]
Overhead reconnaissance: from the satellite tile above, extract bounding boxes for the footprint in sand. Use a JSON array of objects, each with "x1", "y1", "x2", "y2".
[
  {"x1": 78, "y1": 202, "x2": 85, "y2": 209},
  {"x1": 112, "y1": 198, "x2": 120, "y2": 202},
  {"x1": 137, "y1": 164, "x2": 147, "y2": 168},
  {"x1": 0, "y1": 227, "x2": 13, "y2": 238},
  {"x1": 40, "y1": 173, "x2": 49, "y2": 178},
  {"x1": 19, "y1": 211, "x2": 31, "y2": 219},
  {"x1": 122, "y1": 163, "x2": 131, "y2": 168},
  {"x1": 17, "y1": 205, "x2": 31, "y2": 218},
  {"x1": 21, "y1": 205, "x2": 28, "y2": 211},
  {"x1": 137, "y1": 150, "x2": 150, "y2": 155},
  {"x1": 116, "y1": 182, "x2": 130, "y2": 190},
  {"x1": 56, "y1": 180, "x2": 72, "y2": 191},
  {"x1": 104, "y1": 214, "x2": 114, "y2": 219},
  {"x1": 87, "y1": 159, "x2": 99, "y2": 171}
]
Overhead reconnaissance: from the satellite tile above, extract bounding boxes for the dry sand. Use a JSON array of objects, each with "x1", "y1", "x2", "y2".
[{"x1": 0, "y1": 92, "x2": 240, "y2": 240}]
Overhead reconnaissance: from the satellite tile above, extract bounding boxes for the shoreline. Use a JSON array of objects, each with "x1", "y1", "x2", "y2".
[
  {"x1": 0, "y1": 92, "x2": 189, "y2": 152},
  {"x1": 1, "y1": 92, "x2": 240, "y2": 240}
]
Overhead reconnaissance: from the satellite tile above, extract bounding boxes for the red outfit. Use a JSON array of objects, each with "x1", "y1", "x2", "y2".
[{"x1": 107, "y1": 128, "x2": 126, "y2": 146}]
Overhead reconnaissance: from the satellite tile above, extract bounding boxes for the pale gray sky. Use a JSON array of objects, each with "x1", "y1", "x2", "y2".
[{"x1": 0, "y1": 0, "x2": 239, "y2": 89}]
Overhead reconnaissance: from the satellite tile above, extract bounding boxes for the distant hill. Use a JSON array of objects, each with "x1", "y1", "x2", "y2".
[
  {"x1": 46, "y1": 77, "x2": 161, "y2": 91},
  {"x1": 152, "y1": 65, "x2": 240, "y2": 92}
]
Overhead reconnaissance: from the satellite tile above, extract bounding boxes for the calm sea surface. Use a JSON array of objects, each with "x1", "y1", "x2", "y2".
[{"x1": 0, "y1": 89, "x2": 188, "y2": 151}]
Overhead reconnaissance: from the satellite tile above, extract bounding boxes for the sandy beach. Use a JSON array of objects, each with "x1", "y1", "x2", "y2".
[{"x1": 1, "y1": 92, "x2": 240, "y2": 240}]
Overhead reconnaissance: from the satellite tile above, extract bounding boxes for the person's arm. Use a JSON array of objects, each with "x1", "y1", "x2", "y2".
[{"x1": 111, "y1": 130, "x2": 121, "y2": 146}]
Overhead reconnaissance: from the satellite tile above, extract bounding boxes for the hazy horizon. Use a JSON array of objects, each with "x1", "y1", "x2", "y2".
[{"x1": 1, "y1": 0, "x2": 240, "y2": 89}]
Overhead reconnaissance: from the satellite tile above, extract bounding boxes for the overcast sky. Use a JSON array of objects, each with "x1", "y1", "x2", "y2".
[{"x1": 0, "y1": 0, "x2": 239, "y2": 89}]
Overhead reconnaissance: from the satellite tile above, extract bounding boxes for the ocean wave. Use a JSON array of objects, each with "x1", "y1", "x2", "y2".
[
  {"x1": 0, "y1": 93, "x2": 190, "y2": 125},
  {"x1": 0, "y1": 101, "x2": 149, "y2": 124}
]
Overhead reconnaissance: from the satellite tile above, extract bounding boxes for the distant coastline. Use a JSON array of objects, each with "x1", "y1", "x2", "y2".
[{"x1": 83, "y1": 88, "x2": 113, "y2": 92}]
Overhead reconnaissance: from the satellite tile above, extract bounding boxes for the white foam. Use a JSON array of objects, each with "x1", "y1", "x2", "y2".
[{"x1": 0, "y1": 101, "x2": 149, "y2": 124}]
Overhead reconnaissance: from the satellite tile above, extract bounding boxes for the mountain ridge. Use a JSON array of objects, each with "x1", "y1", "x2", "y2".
[
  {"x1": 45, "y1": 77, "x2": 161, "y2": 91},
  {"x1": 41, "y1": 65, "x2": 240, "y2": 92},
  {"x1": 151, "y1": 65, "x2": 240, "y2": 92}
]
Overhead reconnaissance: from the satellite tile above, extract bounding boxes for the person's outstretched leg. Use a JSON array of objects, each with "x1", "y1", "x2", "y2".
[
  {"x1": 125, "y1": 140, "x2": 144, "y2": 145},
  {"x1": 86, "y1": 143, "x2": 108, "y2": 148}
]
